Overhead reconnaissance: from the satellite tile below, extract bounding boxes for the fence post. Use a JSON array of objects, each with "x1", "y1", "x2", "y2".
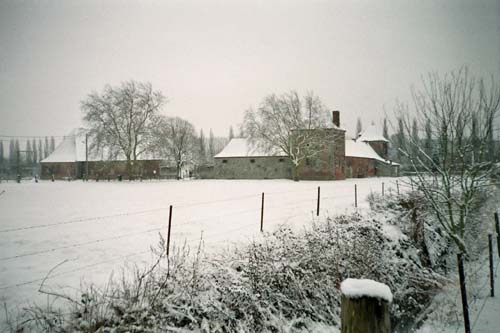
[
  {"x1": 166, "y1": 205, "x2": 173, "y2": 256},
  {"x1": 341, "y1": 278, "x2": 391, "y2": 333},
  {"x1": 489, "y1": 234, "x2": 495, "y2": 297},
  {"x1": 495, "y1": 212, "x2": 500, "y2": 258},
  {"x1": 260, "y1": 192, "x2": 265, "y2": 232},
  {"x1": 457, "y1": 253, "x2": 471, "y2": 333},
  {"x1": 354, "y1": 184, "x2": 358, "y2": 208},
  {"x1": 316, "y1": 186, "x2": 320, "y2": 216},
  {"x1": 396, "y1": 180, "x2": 399, "y2": 195},
  {"x1": 382, "y1": 182, "x2": 385, "y2": 196}
]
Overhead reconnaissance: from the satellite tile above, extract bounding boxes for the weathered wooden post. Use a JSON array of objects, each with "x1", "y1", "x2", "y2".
[
  {"x1": 495, "y1": 212, "x2": 500, "y2": 258},
  {"x1": 457, "y1": 253, "x2": 471, "y2": 333},
  {"x1": 489, "y1": 234, "x2": 495, "y2": 297},
  {"x1": 382, "y1": 182, "x2": 385, "y2": 196},
  {"x1": 396, "y1": 180, "x2": 399, "y2": 195},
  {"x1": 260, "y1": 192, "x2": 265, "y2": 232},
  {"x1": 166, "y1": 205, "x2": 173, "y2": 256},
  {"x1": 316, "y1": 186, "x2": 320, "y2": 216},
  {"x1": 354, "y1": 184, "x2": 358, "y2": 208},
  {"x1": 341, "y1": 278, "x2": 392, "y2": 333}
]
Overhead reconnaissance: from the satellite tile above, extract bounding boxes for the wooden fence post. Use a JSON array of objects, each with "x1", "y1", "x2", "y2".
[
  {"x1": 354, "y1": 184, "x2": 358, "y2": 208},
  {"x1": 457, "y1": 253, "x2": 471, "y2": 333},
  {"x1": 495, "y1": 212, "x2": 500, "y2": 258},
  {"x1": 260, "y1": 192, "x2": 265, "y2": 232},
  {"x1": 166, "y1": 205, "x2": 173, "y2": 256},
  {"x1": 489, "y1": 234, "x2": 495, "y2": 297},
  {"x1": 382, "y1": 182, "x2": 385, "y2": 196},
  {"x1": 341, "y1": 278, "x2": 392, "y2": 333},
  {"x1": 396, "y1": 180, "x2": 399, "y2": 195},
  {"x1": 316, "y1": 186, "x2": 320, "y2": 216}
]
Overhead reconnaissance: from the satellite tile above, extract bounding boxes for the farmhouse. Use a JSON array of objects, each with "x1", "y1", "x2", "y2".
[
  {"x1": 40, "y1": 129, "x2": 161, "y2": 180},
  {"x1": 213, "y1": 112, "x2": 399, "y2": 180}
]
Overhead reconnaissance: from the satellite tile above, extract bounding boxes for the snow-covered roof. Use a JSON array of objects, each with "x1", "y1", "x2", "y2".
[
  {"x1": 345, "y1": 139, "x2": 399, "y2": 166},
  {"x1": 214, "y1": 138, "x2": 287, "y2": 158},
  {"x1": 340, "y1": 278, "x2": 393, "y2": 302},
  {"x1": 41, "y1": 129, "x2": 87, "y2": 163},
  {"x1": 357, "y1": 123, "x2": 388, "y2": 142},
  {"x1": 41, "y1": 128, "x2": 161, "y2": 163}
]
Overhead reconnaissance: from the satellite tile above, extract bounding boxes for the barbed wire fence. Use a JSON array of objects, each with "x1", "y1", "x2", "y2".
[
  {"x1": 1, "y1": 179, "x2": 499, "y2": 331},
  {"x1": 0, "y1": 181, "x2": 393, "y2": 295}
]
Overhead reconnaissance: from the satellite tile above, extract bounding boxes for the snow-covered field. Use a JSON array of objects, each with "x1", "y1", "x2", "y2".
[{"x1": 0, "y1": 177, "x2": 396, "y2": 321}]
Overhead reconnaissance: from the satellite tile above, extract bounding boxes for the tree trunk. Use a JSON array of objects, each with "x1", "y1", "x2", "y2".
[
  {"x1": 126, "y1": 157, "x2": 132, "y2": 180},
  {"x1": 293, "y1": 164, "x2": 299, "y2": 181},
  {"x1": 176, "y1": 161, "x2": 181, "y2": 180}
]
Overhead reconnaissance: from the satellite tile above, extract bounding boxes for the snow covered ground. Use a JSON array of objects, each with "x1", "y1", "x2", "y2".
[
  {"x1": 0, "y1": 177, "x2": 397, "y2": 322},
  {"x1": 417, "y1": 252, "x2": 500, "y2": 333}
]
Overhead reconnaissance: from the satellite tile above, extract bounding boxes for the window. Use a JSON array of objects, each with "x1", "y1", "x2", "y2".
[
  {"x1": 305, "y1": 158, "x2": 311, "y2": 166},
  {"x1": 250, "y1": 159, "x2": 255, "y2": 163},
  {"x1": 222, "y1": 159, "x2": 228, "y2": 164},
  {"x1": 279, "y1": 158, "x2": 284, "y2": 162}
]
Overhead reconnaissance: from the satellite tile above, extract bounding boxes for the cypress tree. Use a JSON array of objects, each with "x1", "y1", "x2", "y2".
[
  {"x1": 199, "y1": 129, "x2": 206, "y2": 164},
  {"x1": 32, "y1": 138, "x2": 38, "y2": 163},
  {"x1": 355, "y1": 118, "x2": 363, "y2": 138},
  {"x1": 9, "y1": 139, "x2": 15, "y2": 166},
  {"x1": 14, "y1": 139, "x2": 20, "y2": 166},
  {"x1": 382, "y1": 118, "x2": 389, "y2": 140},
  {"x1": 50, "y1": 136, "x2": 55, "y2": 154},
  {"x1": 38, "y1": 139, "x2": 43, "y2": 162},
  {"x1": 44, "y1": 137, "x2": 49, "y2": 158},
  {"x1": 26, "y1": 140, "x2": 32, "y2": 165},
  {"x1": 208, "y1": 129, "x2": 215, "y2": 161},
  {"x1": 0, "y1": 140, "x2": 4, "y2": 167}
]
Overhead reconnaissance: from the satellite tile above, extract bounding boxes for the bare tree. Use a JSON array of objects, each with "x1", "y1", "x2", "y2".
[
  {"x1": 81, "y1": 81, "x2": 165, "y2": 178},
  {"x1": 396, "y1": 67, "x2": 500, "y2": 253},
  {"x1": 152, "y1": 116, "x2": 196, "y2": 179},
  {"x1": 243, "y1": 91, "x2": 332, "y2": 181}
]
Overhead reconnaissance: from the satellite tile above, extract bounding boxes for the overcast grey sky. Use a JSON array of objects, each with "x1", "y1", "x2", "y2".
[{"x1": 1, "y1": 0, "x2": 499, "y2": 139}]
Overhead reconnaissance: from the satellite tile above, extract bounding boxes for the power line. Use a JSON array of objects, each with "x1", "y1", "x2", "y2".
[{"x1": 0, "y1": 134, "x2": 74, "y2": 139}]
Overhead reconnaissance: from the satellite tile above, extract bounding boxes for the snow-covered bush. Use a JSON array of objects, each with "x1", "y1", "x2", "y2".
[{"x1": 8, "y1": 201, "x2": 449, "y2": 332}]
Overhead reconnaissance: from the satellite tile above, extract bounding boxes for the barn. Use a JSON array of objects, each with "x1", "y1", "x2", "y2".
[{"x1": 40, "y1": 129, "x2": 162, "y2": 180}]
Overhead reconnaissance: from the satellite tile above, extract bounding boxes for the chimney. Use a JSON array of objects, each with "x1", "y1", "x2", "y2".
[{"x1": 332, "y1": 110, "x2": 340, "y2": 127}]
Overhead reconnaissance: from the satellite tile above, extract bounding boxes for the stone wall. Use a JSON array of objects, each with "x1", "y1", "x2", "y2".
[
  {"x1": 296, "y1": 128, "x2": 346, "y2": 180},
  {"x1": 41, "y1": 162, "x2": 78, "y2": 179},
  {"x1": 375, "y1": 161, "x2": 399, "y2": 177},
  {"x1": 346, "y1": 157, "x2": 376, "y2": 178},
  {"x1": 213, "y1": 156, "x2": 291, "y2": 179},
  {"x1": 41, "y1": 160, "x2": 162, "y2": 180}
]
